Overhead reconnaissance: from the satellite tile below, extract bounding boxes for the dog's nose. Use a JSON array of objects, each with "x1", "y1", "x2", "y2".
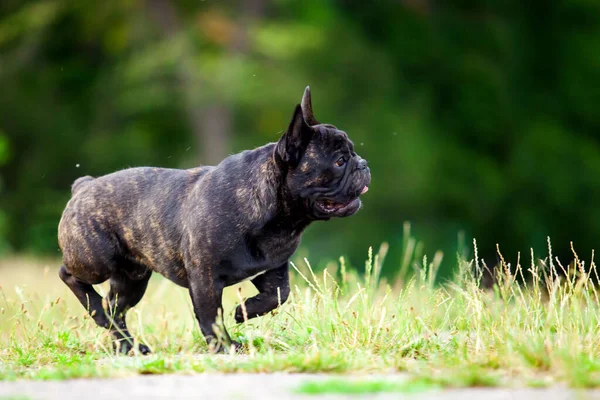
[{"x1": 358, "y1": 159, "x2": 368, "y2": 170}]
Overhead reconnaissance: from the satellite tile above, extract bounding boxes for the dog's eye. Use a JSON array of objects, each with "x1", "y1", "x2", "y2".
[{"x1": 335, "y1": 157, "x2": 346, "y2": 167}]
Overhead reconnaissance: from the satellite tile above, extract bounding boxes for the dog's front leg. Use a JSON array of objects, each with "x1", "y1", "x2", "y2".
[
  {"x1": 187, "y1": 268, "x2": 240, "y2": 353},
  {"x1": 235, "y1": 263, "x2": 290, "y2": 323}
]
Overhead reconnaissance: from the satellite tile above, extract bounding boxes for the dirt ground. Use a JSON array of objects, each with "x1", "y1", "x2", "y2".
[{"x1": 0, "y1": 373, "x2": 598, "y2": 400}]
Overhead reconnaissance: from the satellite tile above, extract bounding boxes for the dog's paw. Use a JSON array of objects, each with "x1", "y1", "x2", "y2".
[
  {"x1": 208, "y1": 340, "x2": 245, "y2": 355},
  {"x1": 113, "y1": 339, "x2": 152, "y2": 356},
  {"x1": 221, "y1": 340, "x2": 245, "y2": 355},
  {"x1": 234, "y1": 306, "x2": 261, "y2": 324},
  {"x1": 230, "y1": 340, "x2": 244, "y2": 354},
  {"x1": 113, "y1": 338, "x2": 134, "y2": 355},
  {"x1": 234, "y1": 306, "x2": 245, "y2": 324},
  {"x1": 137, "y1": 343, "x2": 152, "y2": 355}
]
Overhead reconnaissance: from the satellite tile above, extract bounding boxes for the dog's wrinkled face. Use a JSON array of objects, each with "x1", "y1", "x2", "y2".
[{"x1": 275, "y1": 87, "x2": 371, "y2": 220}]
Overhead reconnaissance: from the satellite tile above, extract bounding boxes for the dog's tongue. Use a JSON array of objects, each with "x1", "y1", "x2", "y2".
[{"x1": 361, "y1": 186, "x2": 369, "y2": 194}]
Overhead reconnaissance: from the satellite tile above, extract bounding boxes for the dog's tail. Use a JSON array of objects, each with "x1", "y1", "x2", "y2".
[{"x1": 71, "y1": 175, "x2": 94, "y2": 195}]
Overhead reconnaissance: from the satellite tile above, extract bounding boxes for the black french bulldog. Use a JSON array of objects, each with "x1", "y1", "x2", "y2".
[{"x1": 58, "y1": 87, "x2": 371, "y2": 354}]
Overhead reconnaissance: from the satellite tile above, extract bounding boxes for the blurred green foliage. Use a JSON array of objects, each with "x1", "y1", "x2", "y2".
[{"x1": 1, "y1": 0, "x2": 600, "y2": 274}]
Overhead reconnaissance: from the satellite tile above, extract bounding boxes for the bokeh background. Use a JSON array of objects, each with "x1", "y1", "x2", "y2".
[{"x1": 1, "y1": 0, "x2": 599, "y2": 276}]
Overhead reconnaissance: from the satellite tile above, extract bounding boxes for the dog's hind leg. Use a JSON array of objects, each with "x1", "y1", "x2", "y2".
[
  {"x1": 105, "y1": 267, "x2": 152, "y2": 355},
  {"x1": 59, "y1": 265, "x2": 110, "y2": 329}
]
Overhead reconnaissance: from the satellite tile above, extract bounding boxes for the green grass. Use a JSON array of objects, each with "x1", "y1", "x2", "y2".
[
  {"x1": 2, "y1": 228, "x2": 600, "y2": 387},
  {"x1": 295, "y1": 377, "x2": 440, "y2": 395},
  {"x1": 0, "y1": 397, "x2": 33, "y2": 400}
]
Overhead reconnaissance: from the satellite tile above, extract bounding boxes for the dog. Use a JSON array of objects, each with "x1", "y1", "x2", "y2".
[{"x1": 58, "y1": 87, "x2": 371, "y2": 354}]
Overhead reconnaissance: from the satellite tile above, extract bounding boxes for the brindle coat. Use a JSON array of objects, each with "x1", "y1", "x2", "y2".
[{"x1": 58, "y1": 87, "x2": 371, "y2": 354}]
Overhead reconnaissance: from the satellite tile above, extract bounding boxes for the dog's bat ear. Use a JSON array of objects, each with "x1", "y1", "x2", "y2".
[
  {"x1": 301, "y1": 86, "x2": 319, "y2": 126},
  {"x1": 276, "y1": 104, "x2": 313, "y2": 168}
]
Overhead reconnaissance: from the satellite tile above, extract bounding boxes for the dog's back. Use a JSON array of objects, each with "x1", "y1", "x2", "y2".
[
  {"x1": 59, "y1": 166, "x2": 212, "y2": 279},
  {"x1": 71, "y1": 176, "x2": 95, "y2": 194}
]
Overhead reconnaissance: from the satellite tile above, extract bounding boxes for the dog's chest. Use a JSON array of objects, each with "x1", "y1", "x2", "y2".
[
  {"x1": 249, "y1": 227, "x2": 302, "y2": 265},
  {"x1": 222, "y1": 228, "x2": 301, "y2": 286}
]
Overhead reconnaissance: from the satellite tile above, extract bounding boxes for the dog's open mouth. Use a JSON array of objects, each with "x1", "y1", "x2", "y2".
[
  {"x1": 318, "y1": 198, "x2": 357, "y2": 212},
  {"x1": 316, "y1": 186, "x2": 368, "y2": 214}
]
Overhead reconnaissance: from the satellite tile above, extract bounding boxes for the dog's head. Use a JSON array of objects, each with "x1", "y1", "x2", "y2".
[{"x1": 275, "y1": 87, "x2": 371, "y2": 220}]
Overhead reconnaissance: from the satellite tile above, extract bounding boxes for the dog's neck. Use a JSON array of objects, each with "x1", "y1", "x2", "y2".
[{"x1": 256, "y1": 146, "x2": 312, "y2": 233}]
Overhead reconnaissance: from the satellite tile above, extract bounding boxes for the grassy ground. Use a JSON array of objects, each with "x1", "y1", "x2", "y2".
[{"x1": 1, "y1": 234, "x2": 600, "y2": 388}]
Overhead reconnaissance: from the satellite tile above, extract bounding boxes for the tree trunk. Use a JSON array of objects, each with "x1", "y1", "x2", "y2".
[
  {"x1": 145, "y1": 0, "x2": 231, "y2": 165},
  {"x1": 145, "y1": 0, "x2": 266, "y2": 165}
]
